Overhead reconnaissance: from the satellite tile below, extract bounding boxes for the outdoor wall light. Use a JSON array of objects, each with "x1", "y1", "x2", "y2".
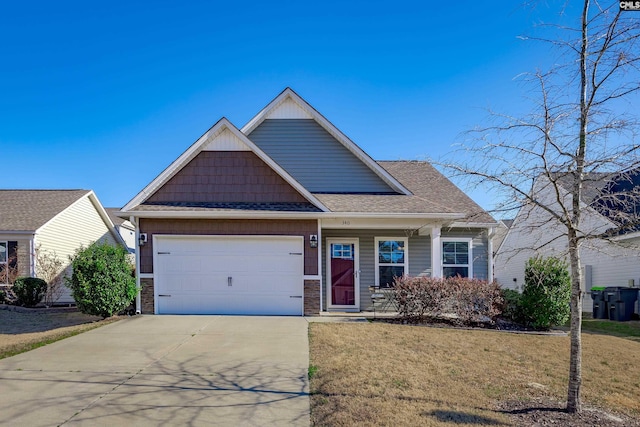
[
  {"x1": 139, "y1": 233, "x2": 148, "y2": 247},
  {"x1": 309, "y1": 234, "x2": 318, "y2": 248}
]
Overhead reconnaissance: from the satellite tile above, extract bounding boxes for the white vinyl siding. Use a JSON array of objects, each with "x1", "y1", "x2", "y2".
[
  {"x1": 37, "y1": 196, "x2": 119, "y2": 303},
  {"x1": 494, "y1": 176, "x2": 631, "y2": 312}
]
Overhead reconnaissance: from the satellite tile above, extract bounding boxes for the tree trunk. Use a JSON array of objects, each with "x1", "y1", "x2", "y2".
[
  {"x1": 566, "y1": 0, "x2": 589, "y2": 413},
  {"x1": 566, "y1": 231, "x2": 583, "y2": 413}
]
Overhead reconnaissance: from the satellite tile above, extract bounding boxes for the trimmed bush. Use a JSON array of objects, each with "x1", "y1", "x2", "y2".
[
  {"x1": 68, "y1": 242, "x2": 136, "y2": 318},
  {"x1": 13, "y1": 277, "x2": 47, "y2": 307},
  {"x1": 393, "y1": 276, "x2": 503, "y2": 324},
  {"x1": 520, "y1": 256, "x2": 571, "y2": 329},
  {"x1": 500, "y1": 288, "x2": 523, "y2": 322}
]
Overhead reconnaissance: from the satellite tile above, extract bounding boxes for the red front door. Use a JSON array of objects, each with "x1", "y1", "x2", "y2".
[{"x1": 330, "y1": 243, "x2": 355, "y2": 306}]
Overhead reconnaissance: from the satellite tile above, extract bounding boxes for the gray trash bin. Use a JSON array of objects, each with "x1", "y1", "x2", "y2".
[
  {"x1": 605, "y1": 287, "x2": 638, "y2": 322},
  {"x1": 590, "y1": 288, "x2": 607, "y2": 319}
]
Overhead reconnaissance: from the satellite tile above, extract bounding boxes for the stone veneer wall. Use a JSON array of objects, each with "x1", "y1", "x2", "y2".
[
  {"x1": 140, "y1": 278, "x2": 154, "y2": 314},
  {"x1": 304, "y1": 279, "x2": 320, "y2": 316}
]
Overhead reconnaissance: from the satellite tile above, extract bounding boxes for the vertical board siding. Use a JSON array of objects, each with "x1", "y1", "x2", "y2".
[
  {"x1": 248, "y1": 119, "x2": 395, "y2": 193},
  {"x1": 37, "y1": 196, "x2": 118, "y2": 303},
  {"x1": 442, "y1": 228, "x2": 489, "y2": 281},
  {"x1": 322, "y1": 229, "x2": 431, "y2": 311}
]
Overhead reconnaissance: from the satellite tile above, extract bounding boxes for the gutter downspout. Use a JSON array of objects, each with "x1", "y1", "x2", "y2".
[{"x1": 131, "y1": 216, "x2": 141, "y2": 315}]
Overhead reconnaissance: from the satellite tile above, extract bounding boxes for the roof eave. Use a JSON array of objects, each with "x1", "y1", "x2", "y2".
[
  {"x1": 448, "y1": 221, "x2": 500, "y2": 228},
  {"x1": 121, "y1": 210, "x2": 466, "y2": 221}
]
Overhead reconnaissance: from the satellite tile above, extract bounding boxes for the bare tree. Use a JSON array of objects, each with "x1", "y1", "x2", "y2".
[
  {"x1": 437, "y1": 1, "x2": 640, "y2": 413},
  {"x1": 35, "y1": 246, "x2": 66, "y2": 307}
]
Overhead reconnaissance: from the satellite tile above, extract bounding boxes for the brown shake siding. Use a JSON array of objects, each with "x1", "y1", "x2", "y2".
[
  {"x1": 146, "y1": 151, "x2": 309, "y2": 204},
  {"x1": 139, "y1": 219, "x2": 318, "y2": 275}
]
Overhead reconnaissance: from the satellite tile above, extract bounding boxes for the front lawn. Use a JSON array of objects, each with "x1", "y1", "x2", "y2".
[{"x1": 309, "y1": 322, "x2": 640, "y2": 426}]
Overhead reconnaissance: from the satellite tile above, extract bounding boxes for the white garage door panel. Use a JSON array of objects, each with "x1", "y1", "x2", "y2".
[{"x1": 155, "y1": 236, "x2": 304, "y2": 315}]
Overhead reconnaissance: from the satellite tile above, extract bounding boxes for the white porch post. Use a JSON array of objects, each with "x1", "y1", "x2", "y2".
[
  {"x1": 431, "y1": 226, "x2": 442, "y2": 278},
  {"x1": 487, "y1": 227, "x2": 495, "y2": 282}
]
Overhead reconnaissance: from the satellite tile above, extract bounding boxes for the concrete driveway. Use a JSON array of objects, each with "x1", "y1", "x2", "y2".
[{"x1": 0, "y1": 316, "x2": 309, "y2": 426}]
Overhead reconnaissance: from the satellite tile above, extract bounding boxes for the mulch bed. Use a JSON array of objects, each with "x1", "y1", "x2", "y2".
[
  {"x1": 497, "y1": 397, "x2": 640, "y2": 426},
  {"x1": 378, "y1": 315, "x2": 567, "y2": 335}
]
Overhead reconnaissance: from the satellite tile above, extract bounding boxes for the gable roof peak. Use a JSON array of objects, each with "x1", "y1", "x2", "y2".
[
  {"x1": 241, "y1": 88, "x2": 411, "y2": 196},
  {"x1": 121, "y1": 116, "x2": 329, "y2": 213}
]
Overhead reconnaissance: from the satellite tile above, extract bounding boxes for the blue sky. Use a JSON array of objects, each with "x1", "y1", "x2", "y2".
[{"x1": 1, "y1": 1, "x2": 576, "y2": 212}]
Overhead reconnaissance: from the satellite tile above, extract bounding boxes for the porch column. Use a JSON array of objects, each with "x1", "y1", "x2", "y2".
[
  {"x1": 487, "y1": 226, "x2": 495, "y2": 281},
  {"x1": 431, "y1": 226, "x2": 442, "y2": 278}
]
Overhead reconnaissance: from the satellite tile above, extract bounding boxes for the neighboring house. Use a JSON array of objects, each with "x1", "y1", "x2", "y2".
[
  {"x1": 491, "y1": 219, "x2": 513, "y2": 258},
  {"x1": 119, "y1": 88, "x2": 496, "y2": 316},
  {"x1": 0, "y1": 190, "x2": 124, "y2": 304},
  {"x1": 495, "y1": 173, "x2": 640, "y2": 312},
  {"x1": 106, "y1": 208, "x2": 136, "y2": 252}
]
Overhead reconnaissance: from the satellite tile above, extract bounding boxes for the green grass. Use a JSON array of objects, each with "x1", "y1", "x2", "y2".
[{"x1": 581, "y1": 318, "x2": 640, "y2": 342}]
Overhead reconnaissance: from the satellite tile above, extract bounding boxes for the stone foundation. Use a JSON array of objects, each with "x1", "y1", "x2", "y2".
[
  {"x1": 140, "y1": 278, "x2": 154, "y2": 314},
  {"x1": 304, "y1": 279, "x2": 320, "y2": 316}
]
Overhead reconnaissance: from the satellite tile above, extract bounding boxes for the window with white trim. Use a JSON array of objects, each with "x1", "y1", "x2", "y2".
[
  {"x1": 375, "y1": 238, "x2": 407, "y2": 288},
  {"x1": 442, "y1": 238, "x2": 472, "y2": 278}
]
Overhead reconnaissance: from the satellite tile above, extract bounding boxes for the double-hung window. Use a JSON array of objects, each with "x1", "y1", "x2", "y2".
[
  {"x1": 442, "y1": 238, "x2": 472, "y2": 278},
  {"x1": 375, "y1": 238, "x2": 407, "y2": 288}
]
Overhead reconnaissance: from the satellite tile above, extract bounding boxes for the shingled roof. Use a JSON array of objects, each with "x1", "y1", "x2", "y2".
[
  {"x1": 313, "y1": 161, "x2": 495, "y2": 223},
  {"x1": 0, "y1": 190, "x2": 91, "y2": 232}
]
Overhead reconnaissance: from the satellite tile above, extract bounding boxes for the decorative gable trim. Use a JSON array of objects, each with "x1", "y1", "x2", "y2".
[
  {"x1": 241, "y1": 88, "x2": 411, "y2": 196},
  {"x1": 202, "y1": 128, "x2": 250, "y2": 151},
  {"x1": 122, "y1": 118, "x2": 329, "y2": 213},
  {"x1": 265, "y1": 97, "x2": 313, "y2": 119}
]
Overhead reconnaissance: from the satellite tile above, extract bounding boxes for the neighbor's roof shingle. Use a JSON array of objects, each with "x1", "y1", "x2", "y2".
[
  {"x1": 0, "y1": 190, "x2": 90, "y2": 232},
  {"x1": 313, "y1": 161, "x2": 495, "y2": 223}
]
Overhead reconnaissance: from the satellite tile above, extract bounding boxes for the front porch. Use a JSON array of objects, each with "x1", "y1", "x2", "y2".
[{"x1": 319, "y1": 224, "x2": 491, "y2": 313}]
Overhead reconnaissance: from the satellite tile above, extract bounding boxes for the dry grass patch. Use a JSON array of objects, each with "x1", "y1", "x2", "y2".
[{"x1": 309, "y1": 322, "x2": 640, "y2": 426}]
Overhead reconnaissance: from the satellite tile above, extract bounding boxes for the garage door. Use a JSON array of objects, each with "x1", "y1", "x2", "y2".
[{"x1": 154, "y1": 235, "x2": 304, "y2": 315}]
